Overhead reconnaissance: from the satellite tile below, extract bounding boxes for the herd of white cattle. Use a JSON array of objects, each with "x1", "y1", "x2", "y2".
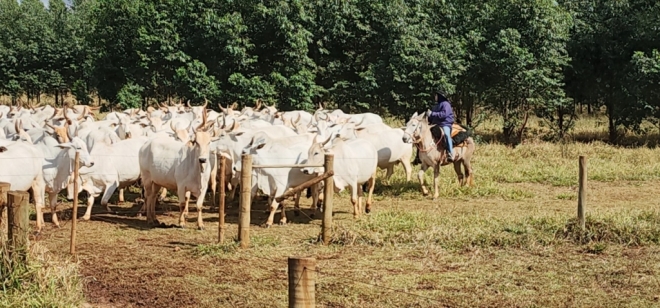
[{"x1": 0, "y1": 101, "x2": 416, "y2": 232}]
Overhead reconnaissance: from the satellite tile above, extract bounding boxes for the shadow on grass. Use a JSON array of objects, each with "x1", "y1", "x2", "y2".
[{"x1": 39, "y1": 189, "x2": 329, "y2": 231}]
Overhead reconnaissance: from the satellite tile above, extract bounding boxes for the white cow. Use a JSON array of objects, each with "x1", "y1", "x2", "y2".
[
  {"x1": 301, "y1": 137, "x2": 378, "y2": 218},
  {"x1": 42, "y1": 137, "x2": 95, "y2": 231},
  {"x1": 0, "y1": 140, "x2": 46, "y2": 230},
  {"x1": 75, "y1": 136, "x2": 149, "y2": 220},
  {"x1": 241, "y1": 132, "x2": 321, "y2": 227},
  {"x1": 337, "y1": 123, "x2": 413, "y2": 182},
  {"x1": 139, "y1": 118, "x2": 216, "y2": 229}
]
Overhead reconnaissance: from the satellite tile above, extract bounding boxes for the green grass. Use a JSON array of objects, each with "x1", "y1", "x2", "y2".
[
  {"x1": 330, "y1": 209, "x2": 660, "y2": 250},
  {"x1": 0, "y1": 243, "x2": 84, "y2": 308}
]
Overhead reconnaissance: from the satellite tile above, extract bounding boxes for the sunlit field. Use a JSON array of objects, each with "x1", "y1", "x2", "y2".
[{"x1": 1, "y1": 107, "x2": 655, "y2": 307}]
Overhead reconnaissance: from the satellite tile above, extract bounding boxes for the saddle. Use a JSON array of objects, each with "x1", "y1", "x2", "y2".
[{"x1": 430, "y1": 123, "x2": 470, "y2": 148}]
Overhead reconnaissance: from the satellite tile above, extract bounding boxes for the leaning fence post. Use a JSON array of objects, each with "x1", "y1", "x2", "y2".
[
  {"x1": 238, "y1": 154, "x2": 252, "y2": 248},
  {"x1": 7, "y1": 191, "x2": 29, "y2": 261},
  {"x1": 70, "y1": 152, "x2": 80, "y2": 255},
  {"x1": 288, "y1": 257, "x2": 316, "y2": 308},
  {"x1": 322, "y1": 154, "x2": 334, "y2": 245},
  {"x1": 0, "y1": 182, "x2": 10, "y2": 236},
  {"x1": 218, "y1": 156, "x2": 226, "y2": 244},
  {"x1": 578, "y1": 156, "x2": 586, "y2": 230}
]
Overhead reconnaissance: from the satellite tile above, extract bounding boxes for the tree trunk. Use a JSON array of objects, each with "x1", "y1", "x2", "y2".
[
  {"x1": 466, "y1": 98, "x2": 474, "y2": 127},
  {"x1": 587, "y1": 102, "x2": 592, "y2": 115},
  {"x1": 557, "y1": 107, "x2": 564, "y2": 138},
  {"x1": 607, "y1": 101, "x2": 616, "y2": 143}
]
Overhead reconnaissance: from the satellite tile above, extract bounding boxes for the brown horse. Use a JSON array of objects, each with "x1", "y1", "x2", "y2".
[{"x1": 402, "y1": 111, "x2": 475, "y2": 199}]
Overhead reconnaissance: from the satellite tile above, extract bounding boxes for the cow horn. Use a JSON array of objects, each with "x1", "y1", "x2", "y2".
[
  {"x1": 147, "y1": 106, "x2": 155, "y2": 113},
  {"x1": 218, "y1": 104, "x2": 227, "y2": 114},
  {"x1": 170, "y1": 121, "x2": 177, "y2": 132},
  {"x1": 45, "y1": 121, "x2": 56, "y2": 130},
  {"x1": 186, "y1": 100, "x2": 192, "y2": 108},
  {"x1": 49, "y1": 107, "x2": 58, "y2": 119},
  {"x1": 230, "y1": 120, "x2": 239, "y2": 131},
  {"x1": 255, "y1": 99, "x2": 262, "y2": 110},
  {"x1": 78, "y1": 107, "x2": 88, "y2": 120},
  {"x1": 231, "y1": 102, "x2": 238, "y2": 110},
  {"x1": 14, "y1": 119, "x2": 22, "y2": 135},
  {"x1": 321, "y1": 134, "x2": 332, "y2": 146},
  {"x1": 317, "y1": 102, "x2": 323, "y2": 110},
  {"x1": 354, "y1": 117, "x2": 365, "y2": 127},
  {"x1": 63, "y1": 106, "x2": 71, "y2": 121},
  {"x1": 295, "y1": 113, "x2": 301, "y2": 124},
  {"x1": 218, "y1": 114, "x2": 226, "y2": 129},
  {"x1": 160, "y1": 102, "x2": 169, "y2": 108},
  {"x1": 202, "y1": 98, "x2": 208, "y2": 109}
]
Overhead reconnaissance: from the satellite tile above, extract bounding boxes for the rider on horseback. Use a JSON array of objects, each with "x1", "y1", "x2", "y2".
[{"x1": 428, "y1": 91, "x2": 455, "y2": 162}]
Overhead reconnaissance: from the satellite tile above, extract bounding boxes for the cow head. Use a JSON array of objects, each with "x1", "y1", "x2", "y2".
[
  {"x1": 188, "y1": 110, "x2": 217, "y2": 172},
  {"x1": 56, "y1": 137, "x2": 95, "y2": 169},
  {"x1": 301, "y1": 136, "x2": 332, "y2": 175}
]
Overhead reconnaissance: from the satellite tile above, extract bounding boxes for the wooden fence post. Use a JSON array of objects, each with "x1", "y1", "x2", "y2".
[
  {"x1": 70, "y1": 152, "x2": 80, "y2": 255},
  {"x1": 238, "y1": 154, "x2": 252, "y2": 248},
  {"x1": 322, "y1": 154, "x2": 334, "y2": 245},
  {"x1": 578, "y1": 156, "x2": 586, "y2": 230},
  {"x1": 288, "y1": 257, "x2": 316, "y2": 308},
  {"x1": 0, "y1": 182, "x2": 10, "y2": 236},
  {"x1": 7, "y1": 191, "x2": 29, "y2": 261},
  {"x1": 218, "y1": 156, "x2": 226, "y2": 244}
]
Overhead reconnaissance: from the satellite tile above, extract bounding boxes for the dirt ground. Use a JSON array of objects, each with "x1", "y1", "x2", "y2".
[{"x1": 31, "y1": 177, "x2": 660, "y2": 308}]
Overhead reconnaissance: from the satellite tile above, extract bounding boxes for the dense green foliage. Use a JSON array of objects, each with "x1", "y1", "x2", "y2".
[{"x1": 0, "y1": 0, "x2": 659, "y2": 142}]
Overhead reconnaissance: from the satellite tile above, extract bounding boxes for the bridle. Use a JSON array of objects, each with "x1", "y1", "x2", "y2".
[{"x1": 404, "y1": 121, "x2": 442, "y2": 153}]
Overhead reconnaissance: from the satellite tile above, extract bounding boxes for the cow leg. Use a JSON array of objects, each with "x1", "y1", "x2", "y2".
[
  {"x1": 279, "y1": 200, "x2": 287, "y2": 225},
  {"x1": 349, "y1": 185, "x2": 359, "y2": 219},
  {"x1": 453, "y1": 161, "x2": 465, "y2": 186},
  {"x1": 145, "y1": 182, "x2": 161, "y2": 226},
  {"x1": 385, "y1": 165, "x2": 394, "y2": 184},
  {"x1": 158, "y1": 188, "x2": 167, "y2": 202},
  {"x1": 195, "y1": 193, "x2": 205, "y2": 230},
  {"x1": 432, "y1": 165, "x2": 440, "y2": 200},
  {"x1": 177, "y1": 188, "x2": 189, "y2": 228},
  {"x1": 118, "y1": 188, "x2": 125, "y2": 204},
  {"x1": 365, "y1": 175, "x2": 376, "y2": 214},
  {"x1": 402, "y1": 155, "x2": 413, "y2": 182},
  {"x1": 100, "y1": 182, "x2": 119, "y2": 212},
  {"x1": 82, "y1": 192, "x2": 97, "y2": 221},
  {"x1": 183, "y1": 191, "x2": 191, "y2": 217},
  {"x1": 31, "y1": 178, "x2": 46, "y2": 233},
  {"x1": 310, "y1": 183, "x2": 320, "y2": 217},
  {"x1": 265, "y1": 195, "x2": 278, "y2": 228},
  {"x1": 357, "y1": 184, "x2": 364, "y2": 216},
  {"x1": 48, "y1": 192, "x2": 61, "y2": 228},
  {"x1": 294, "y1": 191, "x2": 301, "y2": 217}
]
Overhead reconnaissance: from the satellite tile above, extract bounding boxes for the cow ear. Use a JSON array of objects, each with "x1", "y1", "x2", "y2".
[
  {"x1": 0, "y1": 146, "x2": 7, "y2": 153},
  {"x1": 412, "y1": 112, "x2": 419, "y2": 118},
  {"x1": 55, "y1": 143, "x2": 73, "y2": 149}
]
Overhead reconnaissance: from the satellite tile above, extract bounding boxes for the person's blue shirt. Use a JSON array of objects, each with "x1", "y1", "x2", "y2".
[{"x1": 428, "y1": 99, "x2": 454, "y2": 127}]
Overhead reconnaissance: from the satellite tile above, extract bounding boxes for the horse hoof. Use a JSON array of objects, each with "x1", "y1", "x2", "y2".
[
  {"x1": 178, "y1": 225, "x2": 186, "y2": 229},
  {"x1": 263, "y1": 224, "x2": 272, "y2": 229},
  {"x1": 279, "y1": 221, "x2": 287, "y2": 226},
  {"x1": 197, "y1": 226, "x2": 205, "y2": 231}
]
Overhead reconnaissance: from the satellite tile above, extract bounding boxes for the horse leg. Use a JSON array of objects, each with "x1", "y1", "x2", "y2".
[
  {"x1": 464, "y1": 158, "x2": 475, "y2": 186},
  {"x1": 418, "y1": 164, "x2": 429, "y2": 196},
  {"x1": 453, "y1": 161, "x2": 465, "y2": 186},
  {"x1": 432, "y1": 165, "x2": 440, "y2": 200}
]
